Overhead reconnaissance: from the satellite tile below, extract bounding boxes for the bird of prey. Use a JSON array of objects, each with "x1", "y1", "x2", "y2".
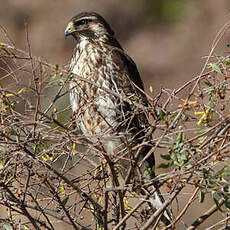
[{"x1": 65, "y1": 12, "x2": 171, "y2": 226}]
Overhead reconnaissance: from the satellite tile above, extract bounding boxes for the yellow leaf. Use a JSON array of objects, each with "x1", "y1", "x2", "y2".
[
  {"x1": 72, "y1": 142, "x2": 76, "y2": 155},
  {"x1": 195, "y1": 109, "x2": 214, "y2": 126},
  {"x1": 6, "y1": 93, "x2": 15, "y2": 98},
  {"x1": 45, "y1": 154, "x2": 53, "y2": 161},
  {"x1": 60, "y1": 183, "x2": 65, "y2": 194},
  {"x1": 17, "y1": 88, "x2": 26, "y2": 95},
  {"x1": 123, "y1": 197, "x2": 132, "y2": 210},
  {"x1": 149, "y1": 86, "x2": 153, "y2": 93},
  {"x1": 194, "y1": 111, "x2": 204, "y2": 116},
  {"x1": 41, "y1": 154, "x2": 53, "y2": 162},
  {"x1": 41, "y1": 155, "x2": 48, "y2": 161}
]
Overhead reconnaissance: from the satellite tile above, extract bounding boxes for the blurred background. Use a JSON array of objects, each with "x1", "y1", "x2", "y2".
[
  {"x1": 1, "y1": 0, "x2": 230, "y2": 229},
  {"x1": 1, "y1": 0, "x2": 230, "y2": 91}
]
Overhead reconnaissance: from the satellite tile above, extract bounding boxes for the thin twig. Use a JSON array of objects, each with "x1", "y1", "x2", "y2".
[
  {"x1": 187, "y1": 198, "x2": 225, "y2": 230},
  {"x1": 141, "y1": 184, "x2": 184, "y2": 230},
  {"x1": 163, "y1": 179, "x2": 204, "y2": 230}
]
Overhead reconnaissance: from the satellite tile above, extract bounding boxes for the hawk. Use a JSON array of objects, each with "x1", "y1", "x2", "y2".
[{"x1": 65, "y1": 12, "x2": 171, "y2": 226}]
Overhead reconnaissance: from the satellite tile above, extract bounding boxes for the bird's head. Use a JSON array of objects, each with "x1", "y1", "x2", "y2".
[{"x1": 64, "y1": 12, "x2": 115, "y2": 42}]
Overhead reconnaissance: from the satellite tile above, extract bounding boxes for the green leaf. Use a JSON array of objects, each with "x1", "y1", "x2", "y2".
[
  {"x1": 195, "y1": 127, "x2": 210, "y2": 135},
  {"x1": 198, "y1": 136, "x2": 207, "y2": 145},
  {"x1": 185, "y1": 164, "x2": 193, "y2": 169},
  {"x1": 158, "y1": 109, "x2": 165, "y2": 120},
  {"x1": 61, "y1": 196, "x2": 69, "y2": 206},
  {"x1": 176, "y1": 131, "x2": 184, "y2": 146},
  {"x1": 3, "y1": 224, "x2": 12, "y2": 230},
  {"x1": 199, "y1": 190, "x2": 205, "y2": 203},
  {"x1": 208, "y1": 63, "x2": 222, "y2": 74},
  {"x1": 203, "y1": 80, "x2": 212, "y2": 87},
  {"x1": 213, "y1": 197, "x2": 223, "y2": 212},
  {"x1": 224, "y1": 198, "x2": 230, "y2": 209},
  {"x1": 160, "y1": 154, "x2": 171, "y2": 161},
  {"x1": 214, "y1": 167, "x2": 225, "y2": 177},
  {"x1": 158, "y1": 162, "x2": 171, "y2": 169},
  {"x1": 224, "y1": 167, "x2": 230, "y2": 176},
  {"x1": 0, "y1": 145, "x2": 5, "y2": 152},
  {"x1": 59, "y1": 78, "x2": 66, "y2": 84},
  {"x1": 182, "y1": 114, "x2": 188, "y2": 121}
]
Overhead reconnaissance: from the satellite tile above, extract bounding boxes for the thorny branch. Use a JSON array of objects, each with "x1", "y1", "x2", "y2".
[{"x1": 0, "y1": 20, "x2": 230, "y2": 230}]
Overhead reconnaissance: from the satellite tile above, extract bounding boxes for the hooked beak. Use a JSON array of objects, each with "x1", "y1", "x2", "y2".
[{"x1": 64, "y1": 22, "x2": 75, "y2": 37}]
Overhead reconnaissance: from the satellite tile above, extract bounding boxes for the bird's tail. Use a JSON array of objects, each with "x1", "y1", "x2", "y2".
[
  {"x1": 149, "y1": 184, "x2": 172, "y2": 226},
  {"x1": 140, "y1": 149, "x2": 172, "y2": 227}
]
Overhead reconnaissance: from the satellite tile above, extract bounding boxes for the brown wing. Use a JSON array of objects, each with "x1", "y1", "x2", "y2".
[
  {"x1": 110, "y1": 48, "x2": 149, "y2": 124},
  {"x1": 110, "y1": 48, "x2": 155, "y2": 167},
  {"x1": 110, "y1": 48, "x2": 145, "y2": 92}
]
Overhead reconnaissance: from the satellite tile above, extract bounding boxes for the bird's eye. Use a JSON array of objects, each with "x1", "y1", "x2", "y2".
[{"x1": 75, "y1": 19, "x2": 89, "y2": 27}]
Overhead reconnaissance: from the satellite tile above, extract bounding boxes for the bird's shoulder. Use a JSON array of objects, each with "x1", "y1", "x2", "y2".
[
  {"x1": 109, "y1": 47, "x2": 144, "y2": 91},
  {"x1": 108, "y1": 46, "x2": 150, "y2": 130}
]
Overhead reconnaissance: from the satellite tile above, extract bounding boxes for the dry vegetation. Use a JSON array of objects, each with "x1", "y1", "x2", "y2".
[{"x1": 1, "y1": 21, "x2": 230, "y2": 230}]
